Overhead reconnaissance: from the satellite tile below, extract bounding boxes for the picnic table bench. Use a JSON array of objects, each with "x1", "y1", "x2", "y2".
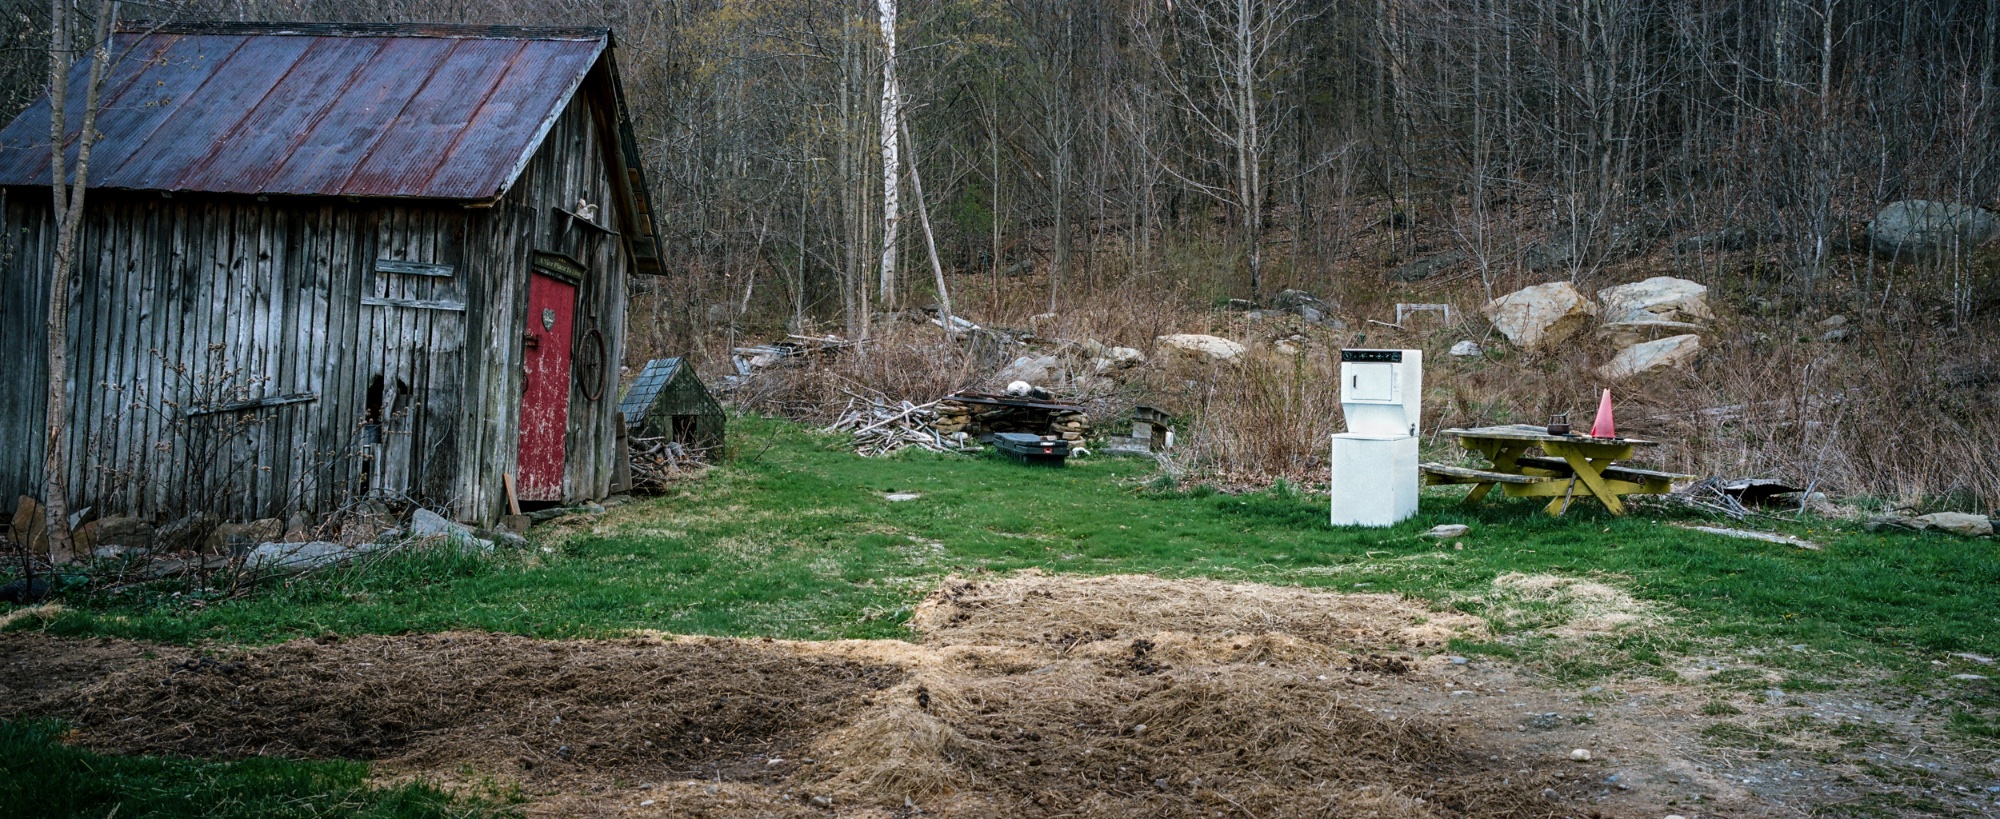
[{"x1": 1421, "y1": 424, "x2": 1694, "y2": 516}]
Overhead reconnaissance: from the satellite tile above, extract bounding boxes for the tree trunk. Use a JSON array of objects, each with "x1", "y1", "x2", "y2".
[
  {"x1": 877, "y1": 0, "x2": 901, "y2": 310},
  {"x1": 41, "y1": 0, "x2": 120, "y2": 562}
]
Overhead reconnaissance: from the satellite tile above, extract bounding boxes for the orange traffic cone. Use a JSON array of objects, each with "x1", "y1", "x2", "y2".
[{"x1": 1589, "y1": 389, "x2": 1616, "y2": 439}]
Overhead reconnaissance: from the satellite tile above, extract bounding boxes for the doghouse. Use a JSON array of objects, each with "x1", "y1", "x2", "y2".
[
  {"x1": 0, "y1": 21, "x2": 667, "y2": 525},
  {"x1": 618, "y1": 358, "x2": 725, "y2": 452}
]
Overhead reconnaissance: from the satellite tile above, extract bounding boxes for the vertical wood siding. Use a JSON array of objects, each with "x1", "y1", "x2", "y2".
[{"x1": 0, "y1": 87, "x2": 635, "y2": 525}]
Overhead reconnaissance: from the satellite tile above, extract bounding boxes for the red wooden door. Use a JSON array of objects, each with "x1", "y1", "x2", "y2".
[{"x1": 518, "y1": 272, "x2": 577, "y2": 501}]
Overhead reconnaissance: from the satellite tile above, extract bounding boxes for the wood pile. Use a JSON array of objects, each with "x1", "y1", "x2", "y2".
[
  {"x1": 826, "y1": 399, "x2": 980, "y2": 457},
  {"x1": 628, "y1": 435, "x2": 712, "y2": 492}
]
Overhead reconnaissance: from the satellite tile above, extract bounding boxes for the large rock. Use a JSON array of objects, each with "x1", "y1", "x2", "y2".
[
  {"x1": 994, "y1": 355, "x2": 1059, "y2": 385},
  {"x1": 1868, "y1": 200, "x2": 1999, "y2": 258},
  {"x1": 1595, "y1": 320, "x2": 1707, "y2": 349},
  {"x1": 1597, "y1": 277, "x2": 1712, "y2": 324},
  {"x1": 1911, "y1": 512, "x2": 1993, "y2": 537},
  {"x1": 1482, "y1": 282, "x2": 1597, "y2": 350},
  {"x1": 244, "y1": 540, "x2": 387, "y2": 573},
  {"x1": 1597, "y1": 334, "x2": 1701, "y2": 380},
  {"x1": 1270, "y1": 289, "x2": 1326, "y2": 312},
  {"x1": 94, "y1": 516, "x2": 154, "y2": 548},
  {"x1": 409, "y1": 508, "x2": 493, "y2": 551},
  {"x1": 205, "y1": 518, "x2": 284, "y2": 554},
  {"x1": 1092, "y1": 347, "x2": 1145, "y2": 372},
  {"x1": 1156, "y1": 334, "x2": 1247, "y2": 364}
]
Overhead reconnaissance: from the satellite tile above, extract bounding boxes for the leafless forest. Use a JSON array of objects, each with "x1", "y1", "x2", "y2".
[{"x1": 10, "y1": 0, "x2": 2000, "y2": 503}]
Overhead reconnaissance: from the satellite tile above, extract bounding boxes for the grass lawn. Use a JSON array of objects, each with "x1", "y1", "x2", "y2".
[
  {"x1": 0, "y1": 720, "x2": 513, "y2": 819},
  {"x1": 19, "y1": 415, "x2": 1998, "y2": 687},
  {"x1": 7, "y1": 415, "x2": 2000, "y2": 816}
]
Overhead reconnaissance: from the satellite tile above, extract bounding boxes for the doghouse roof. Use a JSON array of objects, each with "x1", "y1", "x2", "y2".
[{"x1": 0, "y1": 22, "x2": 651, "y2": 205}]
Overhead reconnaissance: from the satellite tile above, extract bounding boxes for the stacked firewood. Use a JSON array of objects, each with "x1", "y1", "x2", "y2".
[
  {"x1": 826, "y1": 399, "x2": 980, "y2": 457},
  {"x1": 628, "y1": 435, "x2": 711, "y2": 492}
]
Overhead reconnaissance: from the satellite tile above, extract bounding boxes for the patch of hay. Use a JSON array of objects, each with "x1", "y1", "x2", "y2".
[
  {"x1": 910, "y1": 571, "x2": 1488, "y2": 653},
  {"x1": 11, "y1": 575, "x2": 1589, "y2": 818},
  {"x1": 58, "y1": 632, "x2": 900, "y2": 779},
  {"x1": 0, "y1": 602, "x2": 63, "y2": 631},
  {"x1": 1485, "y1": 572, "x2": 1658, "y2": 637}
]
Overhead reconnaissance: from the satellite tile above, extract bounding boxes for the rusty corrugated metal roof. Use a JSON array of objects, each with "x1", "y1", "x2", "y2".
[{"x1": 0, "y1": 22, "x2": 608, "y2": 200}]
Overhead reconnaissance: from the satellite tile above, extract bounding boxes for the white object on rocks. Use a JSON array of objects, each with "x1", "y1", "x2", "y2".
[
  {"x1": 1423, "y1": 524, "x2": 1470, "y2": 539},
  {"x1": 1910, "y1": 512, "x2": 1994, "y2": 537},
  {"x1": 1448, "y1": 340, "x2": 1482, "y2": 357},
  {"x1": 1482, "y1": 282, "x2": 1597, "y2": 350},
  {"x1": 1004, "y1": 380, "x2": 1033, "y2": 397},
  {"x1": 1868, "y1": 200, "x2": 2000, "y2": 258},
  {"x1": 1569, "y1": 748, "x2": 1592, "y2": 761},
  {"x1": 1597, "y1": 276, "x2": 1712, "y2": 324},
  {"x1": 1597, "y1": 334, "x2": 1701, "y2": 380},
  {"x1": 1156, "y1": 334, "x2": 1247, "y2": 363}
]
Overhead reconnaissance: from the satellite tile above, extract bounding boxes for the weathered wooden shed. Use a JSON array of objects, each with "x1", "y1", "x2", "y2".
[
  {"x1": 0, "y1": 21, "x2": 666, "y2": 525},
  {"x1": 617, "y1": 358, "x2": 725, "y2": 452}
]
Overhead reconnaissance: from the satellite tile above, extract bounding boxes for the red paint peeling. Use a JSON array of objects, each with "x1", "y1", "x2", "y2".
[{"x1": 517, "y1": 272, "x2": 576, "y2": 501}]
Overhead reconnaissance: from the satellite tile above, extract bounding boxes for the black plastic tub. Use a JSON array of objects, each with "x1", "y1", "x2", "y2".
[{"x1": 990, "y1": 432, "x2": 1070, "y2": 466}]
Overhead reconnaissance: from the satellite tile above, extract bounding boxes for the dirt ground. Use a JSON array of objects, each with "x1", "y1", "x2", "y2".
[{"x1": 3, "y1": 573, "x2": 1995, "y2": 818}]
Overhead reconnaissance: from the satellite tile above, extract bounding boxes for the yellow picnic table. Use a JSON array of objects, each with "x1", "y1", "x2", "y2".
[{"x1": 1421, "y1": 424, "x2": 1693, "y2": 516}]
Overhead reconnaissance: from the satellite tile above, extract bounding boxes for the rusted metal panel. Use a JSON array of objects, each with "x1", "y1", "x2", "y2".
[{"x1": 0, "y1": 23, "x2": 604, "y2": 200}]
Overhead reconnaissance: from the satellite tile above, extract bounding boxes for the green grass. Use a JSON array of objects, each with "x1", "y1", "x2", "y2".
[
  {"x1": 0, "y1": 720, "x2": 513, "y2": 819},
  {"x1": 11, "y1": 415, "x2": 2000, "y2": 684}
]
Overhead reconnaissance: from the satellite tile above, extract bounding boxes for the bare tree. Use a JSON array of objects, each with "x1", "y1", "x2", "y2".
[
  {"x1": 1139, "y1": 0, "x2": 1309, "y2": 300},
  {"x1": 40, "y1": 0, "x2": 119, "y2": 559}
]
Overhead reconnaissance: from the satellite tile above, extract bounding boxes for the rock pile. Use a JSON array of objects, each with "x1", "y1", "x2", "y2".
[
  {"x1": 1477, "y1": 275, "x2": 1712, "y2": 380},
  {"x1": 934, "y1": 399, "x2": 1090, "y2": 444}
]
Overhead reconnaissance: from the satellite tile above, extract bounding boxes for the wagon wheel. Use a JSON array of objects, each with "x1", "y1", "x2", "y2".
[{"x1": 576, "y1": 326, "x2": 608, "y2": 401}]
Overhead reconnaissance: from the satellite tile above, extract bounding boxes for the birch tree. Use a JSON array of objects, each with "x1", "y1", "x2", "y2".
[
  {"x1": 877, "y1": 0, "x2": 901, "y2": 311},
  {"x1": 40, "y1": 0, "x2": 119, "y2": 558}
]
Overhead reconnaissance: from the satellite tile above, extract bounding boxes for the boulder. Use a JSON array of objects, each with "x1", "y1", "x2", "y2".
[
  {"x1": 1911, "y1": 512, "x2": 1993, "y2": 538},
  {"x1": 94, "y1": 516, "x2": 154, "y2": 548},
  {"x1": 410, "y1": 508, "x2": 493, "y2": 551},
  {"x1": 1272, "y1": 335, "x2": 1307, "y2": 356},
  {"x1": 205, "y1": 518, "x2": 284, "y2": 554},
  {"x1": 994, "y1": 355, "x2": 1058, "y2": 386},
  {"x1": 1868, "y1": 200, "x2": 2000, "y2": 258},
  {"x1": 1595, "y1": 320, "x2": 1707, "y2": 349},
  {"x1": 1389, "y1": 250, "x2": 1466, "y2": 283},
  {"x1": 1092, "y1": 347, "x2": 1145, "y2": 373},
  {"x1": 1270, "y1": 289, "x2": 1326, "y2": 311},
  {"x1": 1597, "y1": 276, "x2": 1712, "y2": 324},
  {"x1": 1156, "y1": 334, "x2": 1247, "y2": 364},
  {"x1": 1449, "y1": 340, "x2": 1483, "y2": 357},
  {"x1": 244, "y1": 540, "x2": 387, "y2": 573},
  {"x1": 10, "y1": 496, "x2": 47, "y2": 556},
  {"x1": 1597, "y1": 334, "x2": 1701, "y2": 380},
  {"x1": 1482, "y1": 282, "x2": 1598, "y2": 350},
  {"x1": 155, "y1": 511, "x2": 220, "y2": 552}
]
